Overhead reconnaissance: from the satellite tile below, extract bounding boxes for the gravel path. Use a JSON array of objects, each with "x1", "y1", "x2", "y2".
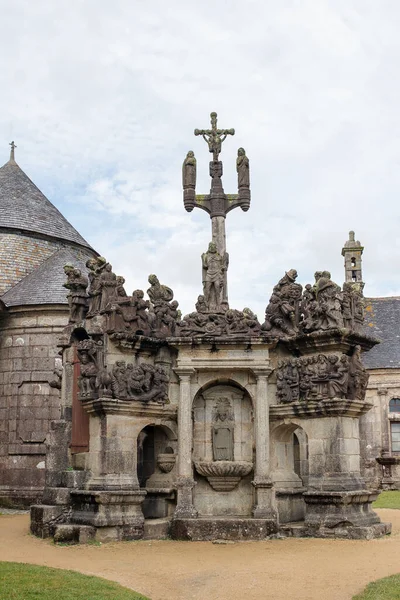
[{"x1": 0, "y1": 510, "x2": 399, "y2": 600}]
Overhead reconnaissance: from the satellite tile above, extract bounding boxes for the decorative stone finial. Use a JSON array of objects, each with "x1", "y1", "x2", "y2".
[
  {"x1": 9, "y1": 141, "x2": 17, "y2": 162},
  {"x1": 349, "y1": 230, "x2": 355, "y2": 242}
]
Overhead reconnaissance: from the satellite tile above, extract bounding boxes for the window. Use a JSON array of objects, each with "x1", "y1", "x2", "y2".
[
  {"x1": 351, "y1": 257, "x2": 356, "y2": 267},
  {"x1": 389, "y1": 398, "x2": 400, "y2": 413},
  {"x1": 391, "y1": 422, "x2": 400, "y2": 453}
]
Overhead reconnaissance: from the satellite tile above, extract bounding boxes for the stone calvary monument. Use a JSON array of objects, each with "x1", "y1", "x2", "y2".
[{"x1": 31, "y1": 113, "x2": 390, "y2": 543}]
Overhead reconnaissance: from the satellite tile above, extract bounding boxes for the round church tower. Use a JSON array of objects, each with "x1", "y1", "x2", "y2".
[{"x1": 0, "y1": 143, "x2": 97, "y2": 506}]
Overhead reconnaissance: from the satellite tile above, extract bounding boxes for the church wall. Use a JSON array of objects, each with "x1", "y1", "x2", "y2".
[
  {"x1": 362, "y1": 369, "x2": 400, "y2": 489},
  {"x1": 0, "y1": 232, "x2": 63, "y2": 295},
  {"x1": 0, "y1": 305, "x2": 68, "y2": 506}
]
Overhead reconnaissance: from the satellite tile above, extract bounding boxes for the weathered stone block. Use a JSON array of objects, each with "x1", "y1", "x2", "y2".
[{"x1": 170, "y1": 517, "x2": 278, "y2": 541}]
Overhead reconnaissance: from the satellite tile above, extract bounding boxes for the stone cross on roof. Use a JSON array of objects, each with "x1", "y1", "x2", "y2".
[{"x1": 9, "y1": 141, "x2": 16, "y2": 162}]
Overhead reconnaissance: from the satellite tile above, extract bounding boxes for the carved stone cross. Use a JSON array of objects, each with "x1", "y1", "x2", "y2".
[
  {"x1": 194, "y1": 112, "x2": 235, "y2": 162},
  {"x1": 182, "y1": 112, "x2": 251, "y2": 303}
]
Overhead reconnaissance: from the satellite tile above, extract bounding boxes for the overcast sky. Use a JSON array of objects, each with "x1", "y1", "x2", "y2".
[{"x1": 1, "y1": 0, "x2": 399, "y2": 318}]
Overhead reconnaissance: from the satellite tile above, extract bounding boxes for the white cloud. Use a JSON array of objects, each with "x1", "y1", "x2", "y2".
[{"x1": 1, "y1": 0, "x2": 400, "y2": 317}]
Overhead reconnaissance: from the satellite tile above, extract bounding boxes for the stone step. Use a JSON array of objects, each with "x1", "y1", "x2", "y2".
[
  {"x1": 143, "y1": 518, "x2": 171, "y2": 540},
  {"x1": 54, "y1": 524, "x2": 96, "y2": 544}
]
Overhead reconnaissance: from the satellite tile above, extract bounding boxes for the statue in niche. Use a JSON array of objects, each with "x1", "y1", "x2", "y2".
[
  {"x1": 63, "y1": 265, "x2": 88, "y2": 324},
  {"x1": 182, "y1": 151, "x2": 196, "y2": 188},
  {"x1": 86, "y1": 257, "x2": 107, "y2": 317},
  {"x1": 212, "y1": 397, "x2": 234, "y2": 461},
  {"x1": 236, "y1": 147, "x2": 250, "y2": 188},
  {"x1": 202, "y1": 242, "x2": 228, "y2": 312}
]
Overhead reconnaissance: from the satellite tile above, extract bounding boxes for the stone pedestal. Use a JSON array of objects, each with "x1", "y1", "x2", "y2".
[
  {"x1": 70, "y1": 489, "x2": 147, "y2": 541},
  {"x1": 170, "y1": 517, "x2": 277, "y2": 541},
  {"x1": 299, "y1": 490, "x2": 391, "y2": 539},
  {"x1": 84, "y1": 402, "x2": 140, "y2": 491}
]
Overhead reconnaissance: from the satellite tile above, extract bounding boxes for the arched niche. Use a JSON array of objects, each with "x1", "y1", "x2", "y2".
[
  {"x1": 137, "y1": 423, "x2": 177, "y2": 488},
  {"x1": 191, "y1": 382, "x2": 254, "y2": 517},
  {"x1": 270, "y1": 422, "x2": 309, "y2": 490},
  {"x1": 192, "y1": 382, "x2": 253, "y2": 464}
]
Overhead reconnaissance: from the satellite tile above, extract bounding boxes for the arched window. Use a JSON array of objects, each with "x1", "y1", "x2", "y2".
[
  {"x1": 391, "y1": 422, "x2": 400, "y2": 453},
  {"x1": 351, "y1": 257, "x2": 356, "y2": 268},
  {"x1": 389, "y1": 398, "x2": 400, "y2": 413}
]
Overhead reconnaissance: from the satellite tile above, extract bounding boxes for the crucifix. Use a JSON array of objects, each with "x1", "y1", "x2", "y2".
[{"x1": 182, "y1": 112, "x2": 251, "y2": 306}]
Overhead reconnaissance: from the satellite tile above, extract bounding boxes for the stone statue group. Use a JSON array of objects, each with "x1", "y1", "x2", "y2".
[
  {"x1": 76, "y1": 339, "x2": 168, "y2": 404},
  {"x1": 64, "y1": 258, "x2": 365, "y2": 342},
  {"x1": 276, "y1": 346, "x2": 369, "y2": 404},
  {"x1": 262, "y1": 269, "x2": 365, "y2": 338},
  {"x1": 63, "y1": 257, "x2": 180, "y2": 339}
]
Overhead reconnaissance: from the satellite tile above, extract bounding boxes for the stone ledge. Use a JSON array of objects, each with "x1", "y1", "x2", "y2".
[
  {"x1": 281, "y1": 521, "x2": 391, "y2": 540},
  {"x1": 170, "y1": 517, "x2": 278, "y2": 541},
  {"x1": 81, "y1": 397, "x2": 177, "y2": 418}
]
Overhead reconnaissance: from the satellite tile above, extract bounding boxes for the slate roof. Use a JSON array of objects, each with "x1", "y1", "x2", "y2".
[
  {"x1": 1, "y1": 246, "x2": 94, "y2": 307},
  {"x1": 0, "y1": 158, "x2": 92, "y2": 249},
  {"x1": 363, "y1": 297, "x2": 400, "y2": 369}
]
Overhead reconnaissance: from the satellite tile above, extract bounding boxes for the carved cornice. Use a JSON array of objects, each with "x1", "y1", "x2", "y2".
[
  {"x1": 282, "y1": 329, "x2": 379, "y2": 354},
  {"x1": 269, "y1": 398, "x2": 373, "y2": 420},
  {"x1": 82, "y1": 397, "x2": 177, "y2": 419}
]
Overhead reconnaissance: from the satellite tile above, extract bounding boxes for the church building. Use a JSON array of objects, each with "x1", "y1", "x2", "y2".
[{"x1": 0, "y1": 144, "x2": 96, "y2": 506}]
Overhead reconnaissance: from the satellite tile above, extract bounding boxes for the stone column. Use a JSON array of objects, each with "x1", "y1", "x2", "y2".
[
  {"x1": 252, "y1": 369, "x2": 277, "y2": 521},
  {"x1": 173, "y1": 368, "x2": 197, "y2": 518}
]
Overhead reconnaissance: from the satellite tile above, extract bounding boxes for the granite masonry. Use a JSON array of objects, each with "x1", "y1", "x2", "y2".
[
  {"x1": 30, "y1": 115, "x2": 390, "y2": 542},
  {"x1": 0, "y1": 144, "x2": 97, "y2": 506}
]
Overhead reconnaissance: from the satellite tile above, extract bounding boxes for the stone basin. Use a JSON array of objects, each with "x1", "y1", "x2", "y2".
[
  {"x1": 157, "y1": 453, "x2": 176, "y2": 473},
  {"x1": 194, "y1": 461, "x2": 253, "y2": 491}
]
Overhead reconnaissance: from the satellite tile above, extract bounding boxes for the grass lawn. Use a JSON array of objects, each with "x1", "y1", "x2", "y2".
[
  {"x1": 372, "y1": 490, "x2": 400, "y2": 509},
  {"x1": 353, "y1": 574, "x2": 400, "y2": 599},
  {"x1": 0, "y1": 562, "x2": 149, "y2": 600}
]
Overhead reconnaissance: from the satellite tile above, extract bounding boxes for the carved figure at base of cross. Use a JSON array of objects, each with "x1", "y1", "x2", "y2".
[{"x1": 201, "y1": 242, "x2": 229, "y2": 313}]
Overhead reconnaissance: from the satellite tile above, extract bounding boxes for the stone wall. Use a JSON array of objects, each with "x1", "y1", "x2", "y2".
[
  {"x1": 362, "y1": 369, "x2": 400, "y2": 489},
  {"x1": 0, "y1": 305, "x2": 69, "y2": 506},
  {"x1": 0, "y1": 232, "x2": 62, "y2": 295}
]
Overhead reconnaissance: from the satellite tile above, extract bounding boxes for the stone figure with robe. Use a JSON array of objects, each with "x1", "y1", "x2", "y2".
[
  {"x1": 63, "y1": 265, "x2": 88, "y2": 324},
  {"x1": 236, "y1": 147, "x2": 249, "y2": 188},
  {"x1": 201, "y1": 242, "x2": 228, "y2": 312},
  {"x1": 212, "y1": 398, "x2": 234, "y2": 461},
  {"x1": 182, "y1": 151, "x2": 196, "y2": 189}
]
